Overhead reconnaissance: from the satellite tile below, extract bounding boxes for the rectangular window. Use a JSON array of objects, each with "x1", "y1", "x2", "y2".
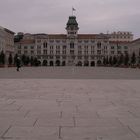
[
  {"x1": 117, "y1": 51, "x2": 121, "y2": 54},
  {"x1": 18, "y1": 50, "x2": 21, "y2": 54},
  {"x1": 124, "y1": 46, "x2": 128, "y2": 49},
  {"x1": 91, "y1": 46, "x2": 94, "y2": 50},
  {"x1": 56, "y1": 40, "x2": 60, "y2": 43},
  {"x1": 43, "y1": 50, "x2": 47, "y2": 54},
  {"x1": 56, "y1": 46, "x2": 60, "y2": 50},
  {"x1": 56, "y1": 56, "x2": 60, "y2": 59},
  {"x1": 124, "y1": 51, "x2": 128, "y2": 54},
  {"x1": 117, "y1": 46, "x2": 121, "y2": 49},
  {"x1": 78, "y1": 46, "x2": 82, "y2": 49},
  {"x1": 63, "y1": 46, "x2": 66, "y2": 49},
  {"x1": 24, "y1": 46, "x2": 27, "y2": 49},
  {"x1": 70, "y1": 50, "x2": 74, "y2": 55},
  {"x1": 78, "y1": 40, "x2": 82, "y2": 43},
  {"x1": 31, "y1": 50, "x2": 34, "y2": 54},
  {"x1": 50, "y1": 40, "x2": 54, "y2": 43},
  {"x1": 18, "y1": 46, "x2": 21, "y2": 49},
  {"x1": 37, "y1": 45, "x2": 41, "y2": 49},
  {"x1": 84, "y1": 46, "x2": 88, "y2": 50},
  {"x1": 62, "y1": 56, "x2": 66, "y2": 59},
  {"x1": 50, "y1": 46, "x2": 53, "y2": 49},
  {"x1": 37, "y1": 50, "x2": 41, "y2": 54},
  {"x1": 97, "y1": 50, "x2": 101, "y2": 54},
  {"x1": 84, "y1": 56, "x2": 88, "y2": 59},
  {"x1": 62, "y1": 50, "x2": 66, "y2": 54},
  {"x1": 24, "y1": 50, "x2": 28, "y2": 54},
  {"x1": 50, "y1": 56, "x2": 53, "y2": 59},
  {"x1": 31, "y1": 46, "x2": 34, "y2": 49},
  {"x1": 50, "y1": 50, "x2": 53, "y2": 54},
  {"x1": 111, "y1": 51, "x2": 114, "y2": 54},
  {"x1": 91, "y1": 51, "x2": 94, "y2": 55},
  {"x1": 84, "y1": 40, "x2": 88, "y2": 43},
  {"x1": 56, "y1": 50, "x2": 60, "y2": 55},
  {"x1": 78, "y1": 56, "x2": 82, "y2": 59},
  {"x1": 84, "y1": 51, "x2": 88, "y2": 55},
  {"x1": 78, "y1": 51, "x2": 82, "y2": 55},
  {"x1": 37, "y1": 40, "x2": 41, "y2": 43}
]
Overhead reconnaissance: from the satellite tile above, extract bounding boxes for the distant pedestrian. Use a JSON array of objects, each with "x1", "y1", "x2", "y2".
[{"x1": 16, "y1": 57, "x2": 21, "y2": 71}]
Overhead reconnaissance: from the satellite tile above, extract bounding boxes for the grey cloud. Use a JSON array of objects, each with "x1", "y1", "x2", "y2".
[{"x1": 0, "y1": 0, "x2": 140, "y2": 38}]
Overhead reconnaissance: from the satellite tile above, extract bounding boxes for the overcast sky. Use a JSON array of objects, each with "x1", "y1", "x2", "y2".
[{"x1": 0, "y1": 0, "x2": 140, "y2": 38}]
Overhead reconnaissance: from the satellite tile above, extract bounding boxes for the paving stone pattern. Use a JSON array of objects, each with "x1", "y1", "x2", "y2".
[
  {"x1": 0, "y1": 79, "x2": 140, "y2": 140},
  {"x1": 0, "y1": 67, "x2": 140, "y2": 79}
]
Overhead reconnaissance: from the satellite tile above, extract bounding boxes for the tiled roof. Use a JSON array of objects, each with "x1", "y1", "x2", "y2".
[
  {"x1": 19, "y1": 39, "x2": 35, "y2": 44},
  {"x1": 109, "y1": 41, "x2": 130, "y2": 44},
  {"x1": 130, "y1": 38, "x2": 140, "y2": 43},
  {"x1": 78, "y1": 34, "x2": 109, "y2": 39},
  {"x1": 48, "y1": 34, "x2": 67, "y2": 39},
  {"x1": 4, "y1": 28, "x2": 15, "y2": 34}
]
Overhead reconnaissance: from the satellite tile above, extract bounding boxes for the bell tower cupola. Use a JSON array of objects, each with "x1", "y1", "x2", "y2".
[{"x1": 66, "y1": 16, "x2": 79, "y2": 38}]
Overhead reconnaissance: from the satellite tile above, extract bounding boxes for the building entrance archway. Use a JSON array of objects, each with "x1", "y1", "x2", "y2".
[
  {"x1": 91, "y1": 61, "x2": 95, "y2": 67},
  {"x1": 56, "y1": 60, "x2": 60, "y2": 66},
  {"x1": 50, "y1": 61, "x2": 54, "y2": 66}
]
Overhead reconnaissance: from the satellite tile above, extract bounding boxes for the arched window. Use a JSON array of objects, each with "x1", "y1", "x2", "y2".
[
  {"x1": 97, "y1": 42, "x2": 101, "y2": 49},
  {"x1": 43, "y1": 42, "x2": 47, "y2": 48}
]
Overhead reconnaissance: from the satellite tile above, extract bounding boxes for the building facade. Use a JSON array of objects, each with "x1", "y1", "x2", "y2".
[
  {"x1": 15, "y1": 16, "x2": 136, "y2": 66},
  {"x1": 109, "y1": 31, "x2": 133, "y2": 42},
  {"x1": 0, "y1": 26, "x2": 15, "y2": 61},
  {"x1": 129, "y1": 38, "x2": 140, "y2": 64}
]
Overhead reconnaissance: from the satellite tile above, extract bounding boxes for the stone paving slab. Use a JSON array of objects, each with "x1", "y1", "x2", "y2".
[
  {"x1": 1, "y1": 67, "x2": 140, "y2": 79},
  {"x1": 75, "y1": 118, "x2": 123, "y2": 127},
  {"x1": 0, "y1": 79, "x2": 140, "y2": 140},
  {"x1": 62, "y1": 111, "x2": 99, "y2": 119},
  {"x1": 119, "y1": 118, "x2": 140, "y2": 127},
  {"x1": 61, "y1": 126, "x2": 137, "y2": 140},
  {"x1": 97, "y1": 109, "x2": 134, "y2": 118},
  {"x1": 36, "y1": 118, "x2": 74, "y2": 127},
  {"x1": 128, "y1": 126, "x2": 140, "y2": 138},
  {"x1": 0, "y1": 125, "x2": 10, "y2": 138},
  {"x1": 3, "y1": 126, "x2": 58, "y2": 139}
]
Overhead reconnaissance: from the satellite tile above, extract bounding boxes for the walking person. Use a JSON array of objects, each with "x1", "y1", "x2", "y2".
[{"x1": 16, "y1": 57, "x2": 21, "y2": 71}]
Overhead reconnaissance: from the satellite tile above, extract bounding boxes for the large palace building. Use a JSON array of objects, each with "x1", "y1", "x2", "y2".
[{"x1": 14, "y1": 15, "x2": 139, "y2": 66}]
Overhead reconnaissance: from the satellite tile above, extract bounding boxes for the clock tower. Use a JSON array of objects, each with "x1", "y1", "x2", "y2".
[{"x1": 66, "y1": 16, "x2": 79, "y2": 38}]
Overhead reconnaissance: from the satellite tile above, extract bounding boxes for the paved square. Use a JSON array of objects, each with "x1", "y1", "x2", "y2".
[{"x1": 0, "y1": 67, "x2": 140, "y2": 139}]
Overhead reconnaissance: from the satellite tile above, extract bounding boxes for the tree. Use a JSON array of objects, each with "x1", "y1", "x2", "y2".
[
  {"x1": 113, "y1": 56, "x2": 117, "y2": 66},
  {"x1": 25, "y1": 56, "x2": 30, "y2": 65},
  {"x1": 21, "y1": 54, "x2": 26, "y2": 65},
  {"x1": 14, "y1": 54, "x2": 18, "y2": 65},
  {"x1": 138, "y1": 50, "x2": 140, "y2": 65},
  {"x1": 118, "y1": 54, "x2": 124, "y2": 66},
  {"x1": 0, "y1": 51, "x2": 5, "y2": 65},
  {"x1": 103, "y1": 57, "x2": 106, "y2": 66},
  {"x1": 30, "y1": 56, "x2": 34, "y2": 66},
  {"x1": 33, "y1": 57, "x2": 39, "y2": 66},
  {"x1": 124, "y1": 53, "x2": 129, "y2": 66},
  {"x1": 131, "y1": 52, "x2": 136, "y2": 65},
  {"x1": 109, "y1": 56, "x2": 113, "y2": 66},
  {"x1": 0, "y1": 52, "x2": 1, "y2": 64},
  {"x1": 8, "y1": 53, "x2": 13, "y2": 65},
  {"x1": 106, "y1": 56, "x2": 109, "y2": 65}
]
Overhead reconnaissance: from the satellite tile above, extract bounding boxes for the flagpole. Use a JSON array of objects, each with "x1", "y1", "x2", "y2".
[{"x1": 72, "y1": 7, "x2": 76, "y2": 16}]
